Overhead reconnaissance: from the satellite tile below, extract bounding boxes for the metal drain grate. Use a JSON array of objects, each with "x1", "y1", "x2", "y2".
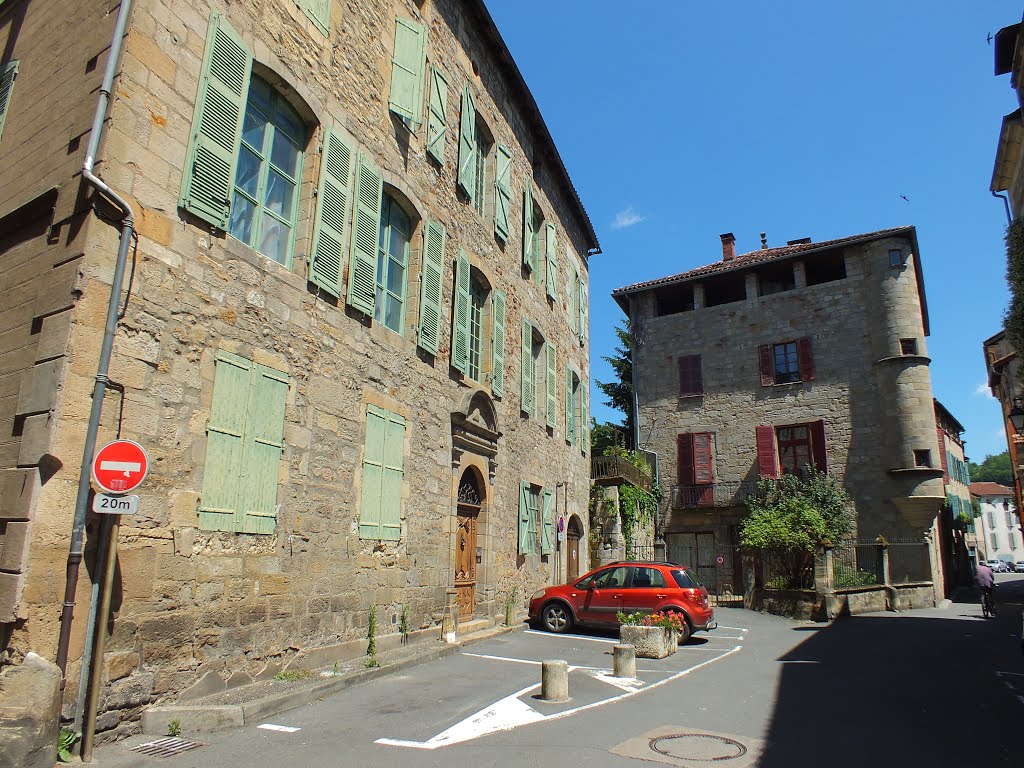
[
  {"x1": 649, "y1": 733, "x2": 748, "y2": 762},
  {"x1": 130, "y1": 737, "x2": 205, "y2": 757}
]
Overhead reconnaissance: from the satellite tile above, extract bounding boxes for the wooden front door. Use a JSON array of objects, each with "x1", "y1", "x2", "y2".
[
  {"x1": 567, "y1": 517, "x2": 582, "y2": 582},
  {"x1": 455, "y1": 504, "x2": 479, "y2": 621}
]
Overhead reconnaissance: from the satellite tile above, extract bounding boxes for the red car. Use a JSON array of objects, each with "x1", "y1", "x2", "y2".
[{"x1": 528, "y1": 561, "x2": 717, "y2": 643}]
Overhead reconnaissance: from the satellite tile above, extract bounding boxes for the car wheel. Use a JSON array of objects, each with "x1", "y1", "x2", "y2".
[
  {"x1": 676, "y1": 613, "x2": 693, "y2": 644},
  {"x1": 541, "y1": 602, "x2": 573, "y2": 634}
]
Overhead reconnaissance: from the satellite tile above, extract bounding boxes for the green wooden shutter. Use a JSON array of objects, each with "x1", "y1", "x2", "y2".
[
  {"x1": 519, "y1": 482, "x2": 532, "y2": 554},
  {"x1": 380, "y1": 409, "x2": 406, "y2": 540},
  {"x1": 522, "y1": 185, "x2": 534, "y2": 270},
  {"x1": 300, "y1": 0, "x2": 330, "y2": 34},
  {"x1": 541, "y1": 489, "x2": 553, "y2": 555},
  {"x1": 200, "y1": 353, "x2": 252, "y2": 531},
  {"x1": 545, "y1": 223, "x2": 557, "y2": 299},
  {"x1": 491, "y1": 289, "x2": 506, "y2": 397},
  {"x1": 309, "y1": 128, "x2": 353, "y2": 298},
  {"x1": 238, "y1": 363, "x2": 288, "y2": 534},
  {"x1": 565, "y1": 365, "x2": 574, "y2": 446},
  {"x1": 179, "y1": 14, "x2": 252, "y2": 229},
  {"x1": 347, "y1": 153, "x2": 383, "y2": 316},
  {"x1": 578, "y1": 277, "x2": 587, "y2": 346},
  {"x1": 360, "y1": 405, "x2": 386, "y2": 539},
  {"x1": 569, "y1": 265, "x2": 578, "y2": 333},
  {"x1": 457, "y1": 84, "x2": 477, "y2": 199},
  {"x1": 545, "y1": 342, "x2": 556, "y2": 429},
  {"x1": 521, "y1": 319, "x2": 533, "y2": 415},
  {"x1": 494, "y1": 145, "x2": 512, "y2": 242},
  {"x1": 452, "y1": 245, "x2": 471, "y2": 374},
  {"x1": 426, "y1": 67, "x2": 448, "y2": 163},
  {"x1": 0, "y1": 60, "x2": 19, "y2": 143},
  {"x1": 580, "y1": 381, "x2": 589, "y2": 455},
  {"x1": 388, "y1": 17, "x2": 426, "y2": 123},
  {"x1": 417, "y1": 220, "x2": 445, "y2": 355}
]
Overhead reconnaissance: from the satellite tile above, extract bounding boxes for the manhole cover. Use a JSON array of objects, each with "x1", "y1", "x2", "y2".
[
  {"x1": 130, "y1": 737, "x2": 205, "y2": 758},
  {"x1": 649, "y1": 733, "x2": 748, "y2": 762}
]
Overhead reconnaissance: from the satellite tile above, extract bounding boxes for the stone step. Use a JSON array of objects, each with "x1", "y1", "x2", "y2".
[{"x1": 456, "y1": 618, "x2": 492, "y2": 635}]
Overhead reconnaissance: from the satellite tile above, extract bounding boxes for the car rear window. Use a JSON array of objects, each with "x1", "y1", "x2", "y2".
[{"x1": 671, "y1": 569, "x2": 697, "y2": 588}]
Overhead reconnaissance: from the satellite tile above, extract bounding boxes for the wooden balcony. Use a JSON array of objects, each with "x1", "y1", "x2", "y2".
[{"x1": 591, "y1": 456, "x2": 653, "y2": 492}]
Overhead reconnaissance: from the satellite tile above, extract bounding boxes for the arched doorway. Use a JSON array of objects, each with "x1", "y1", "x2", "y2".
[
  {"x1": 566, "y1": 516, "x2": 583, "y2": 582},
  {"x1": 455, "y1": 469, "x2": 483, "y2": 621}
]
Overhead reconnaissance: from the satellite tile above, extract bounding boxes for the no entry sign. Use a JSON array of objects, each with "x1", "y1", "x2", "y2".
[{"x1": 92, "y1": 440, "x2": 150, "y2": 494}]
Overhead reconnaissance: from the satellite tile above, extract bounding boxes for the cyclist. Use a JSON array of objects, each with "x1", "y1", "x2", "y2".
[{"x1": 977, "y1": 561, "x2": 995, "y2": 616}]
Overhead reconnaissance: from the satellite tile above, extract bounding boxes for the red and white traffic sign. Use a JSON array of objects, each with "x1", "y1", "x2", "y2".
[{"x1": 92, "y1": 440, "x2": 150, "y2": 494}]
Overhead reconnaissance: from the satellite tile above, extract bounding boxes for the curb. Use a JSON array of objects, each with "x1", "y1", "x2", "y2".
[{"x1": 142, "y1": 622, "x2": 523, "y2": 735}]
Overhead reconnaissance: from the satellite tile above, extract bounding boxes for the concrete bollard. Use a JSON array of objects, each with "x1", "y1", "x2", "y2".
[
  {"x1": 541, "y1": 659, "x2": 569, "y2": 702},
  {"x1": 612, "y1": 644, "x2": 636, "y2": 678}
]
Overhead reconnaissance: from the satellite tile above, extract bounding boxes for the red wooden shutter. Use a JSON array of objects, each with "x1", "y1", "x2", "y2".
[
  {"x1": 810, "y1": 420, "x2": 827, "y2": 474},
  {"x1": 677, "y1": 433, "x2": 695, "y2": 484},
  {"x1": 798, "y1": 337, "x2": 815, "y2": 381},
  {"x1": 758, "y1": 344, "x2": 774, "y2": 386},
  {"x1": 678, "y1": 355, "x2": 703, "y2": 396},
  {"x1": 937, "y1": 428, "x2": 948, "y2": 482},
  {"x1": 694, "y1": 432, "x2": 713, "y2": 483},
  {"x1": 756, "y1": 425, "x2": 778, "y2": 478}
]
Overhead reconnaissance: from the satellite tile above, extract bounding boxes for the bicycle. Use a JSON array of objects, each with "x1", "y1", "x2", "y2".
[{"x1": 981, "y1": 587, "x2": 995, "y2": 619}]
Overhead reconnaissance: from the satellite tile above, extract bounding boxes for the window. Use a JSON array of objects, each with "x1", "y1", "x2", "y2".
[
  {"x1": 565, "y1": 367, "x2": 579, "y2": 446},
  {"x1": 494, "y1": 145, "x2": 511, "y2": 241},
  {"x1": 990, "y1": 532, "x2": 998, "y2": 550},
  {"x1": 654, "y1": 284, "x2": 695, "y2": 316},
  {"x1": 453, "y1": 253, "x2": 506, "y2": 395},
  {"x1": 759, "y1": 338, "x2": 814, "y2": 385},
  {"x1": 375, "y1": 193, "x2": 412, "y2": 334},
  {"x1": 518, "y1": 482, "x2": 552, "y2": 555},
  {"x1": 426, "y1": 68, "x2": 449, "y2": 163},
  {"x1": 804, "y1": 251, "x2": 846, "y2": 285},
  {"x1": 677, "y1": 355, "x2": 703, "y2": 397},
  {"x1": 889, "y1": 249, "x2": 905, "y2": 268},
  {"x1": 532, "y1": 329, "x2": 545, "y2": 420},
  {"x1": 777, "y1": 426, "x2": 812, "y2": 476},
  {"x1": 359, "y1": 404, "x2": 406, "y2": 540},
  {"x1": 522, "y1": 185, "x2": 544, "y2": 277},
  {"x1": 578, "y1": 566, "x2": 627, "y2": 589},
  {"x1": 467, "y1": 273, "x2": 489, "y2": 381},
  {"x1": 199, "y1": 352, "x2": 288, "y2": 534},
  {"x1": 228, "y1": 76, "x2": 305, "y2": 266},
  {"x1": 473, "y1": 124, "x2": 492, "y2": 217},
  {"x1": 629, "y1": 567, "x2": 667, "y2": 589},
  {"x1": 521, "y1": 320, "x2": 547, "y2": 420},
  {"x1": 677, "y1": 432, "x2": 714, "y2": 506},
  {"x1": 0, "y1": 60, "x2": 19, "y2": 144},
  {"x1": 545, "y1": 224, "x2": 558, "y2": 300},
  {"x1": 900, "y1": 338, "x2": 918, "y2": 355},
  {"x1": 756, "y1": 262, "x2": 795, "y2": 296},
  {"x1": 757, "y1": 421, "x2": 827, "y2": 478},
  {"x1": 458, "y1": 84, "x2": 478, "y2": 203},
  {"x1": 914, "y1": 449, "x2": 931, "y2": 468},
  {"x1": 703, "y1": 272, "x2": 746, "y2": 307}
]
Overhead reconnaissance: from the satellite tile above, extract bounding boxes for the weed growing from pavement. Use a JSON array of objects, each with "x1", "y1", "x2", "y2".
[{"x1": 365, "y1": 606, "x2": 380, "y2": 667}]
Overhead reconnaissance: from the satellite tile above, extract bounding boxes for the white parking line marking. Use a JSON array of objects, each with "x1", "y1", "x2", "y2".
[
  {"x1": 463, "y1": 653, "x2": 542, "y2": 666},
  {"x1": 593, "y1": 672, "x2": 644, "y2": 692},
  {"x1": 375, "y1": 645, "x2": 742, "y2": 750},
  {"x1": 716, "y1": 626, "x2": 749, "y2": 632},
  {"x1": 258, "y1": 724, "x2": 300, "y2": 733},
  {"x1": 708, "y1": 635, "x2": 745, "y2": 640},
  {"x1": 524, "y1": 630, "x2": 621, "y2": 644}
]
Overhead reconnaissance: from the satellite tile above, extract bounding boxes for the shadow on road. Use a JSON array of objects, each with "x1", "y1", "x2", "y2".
[{"x1": 758, "y1": 577, "x2": 1024, "y2": 767}]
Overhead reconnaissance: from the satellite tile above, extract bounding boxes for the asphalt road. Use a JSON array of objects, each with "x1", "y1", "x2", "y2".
[{"x1": 97, "y1": 576, "x2": 1024, "y2": 767}]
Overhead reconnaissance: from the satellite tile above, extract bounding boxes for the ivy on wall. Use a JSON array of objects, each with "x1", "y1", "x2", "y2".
[{"x1": 1005, "y1": 218, "x2": 1024, "y2": 367}]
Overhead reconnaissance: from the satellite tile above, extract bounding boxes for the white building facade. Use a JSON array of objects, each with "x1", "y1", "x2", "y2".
[{"x1": 971, "y1": 482, "x2": 1023, "y2": 566}]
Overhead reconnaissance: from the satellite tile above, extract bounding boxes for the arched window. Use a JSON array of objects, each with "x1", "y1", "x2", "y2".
[
  {"x1": 376, "y1": 193, "x2": 413, "y2": 334},
  {"x1": 228, "y1": 76, "x2": 306, "y2": 267}
]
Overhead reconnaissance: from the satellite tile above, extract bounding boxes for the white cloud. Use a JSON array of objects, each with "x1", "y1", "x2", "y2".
[
  {"x1": 975, "y1": 382, "x2": 995, "y2": 398},
  {"x1": 611, "y1": 206, "x2": 645, "y2": 230}
]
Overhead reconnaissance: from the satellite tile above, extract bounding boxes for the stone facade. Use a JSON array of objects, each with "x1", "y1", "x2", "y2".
[
  {"x1": 0, "y1": 0, "x2": 597, "y2": 741},
  {"x1": 934, "y1": 399, "x2": 974, "y2": 594},
  {"x1": 612, "y1": 228, "x2": 944, "y2": 594}
]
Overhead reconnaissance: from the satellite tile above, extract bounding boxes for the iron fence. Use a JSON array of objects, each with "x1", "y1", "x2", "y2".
[
  {"x1": 670, "y1": 480, "x2": 759, "y2": 509},
  {"x1": 760, "y1": 549, "x2": 815, "y2": 591},
  {"x1": 625, "y1": 544, "x2": 662, "y2": 562},
  {"x1": 887, "y1": 540, "x2": 932, "y2": 584},
  {"x1": 833, "y1": 541, "x2": 881, "y2": 588}
]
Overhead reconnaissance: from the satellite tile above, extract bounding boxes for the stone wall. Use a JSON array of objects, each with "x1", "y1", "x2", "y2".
[{"x1": 2, "y1": 0, "x2": 595, "y2": 739}]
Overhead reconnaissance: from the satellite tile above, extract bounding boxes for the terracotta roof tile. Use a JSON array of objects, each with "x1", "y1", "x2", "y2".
[
  {"x1": 612, "y1": 226, "x2": 915, "y2": 297},
  {"x1": 969, "y1": 481, "x2": 1014, "y2": 496}
]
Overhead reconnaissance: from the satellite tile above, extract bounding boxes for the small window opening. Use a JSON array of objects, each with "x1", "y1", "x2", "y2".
[
  {"x1": 703, "y1": 272, "x2": 746, "y2": 307},
  {"x1": 900, "y1": 338, "x2": 917, "y2": 355},
  {"x1": 805, "y1": 250, "x2": 847, "y2": 286},
  {"x1": 889, "y1": 249, "x2": 905, "y2": 268},
  {"x1": 757, "y1": 262, "x2": 796, "y2": 296},
  {"x1": 914, "y1": 450, "x2": 931, "y2": 468},
  {"x1": 654, "y1": 284, "x2": 695, "y2": 316}
]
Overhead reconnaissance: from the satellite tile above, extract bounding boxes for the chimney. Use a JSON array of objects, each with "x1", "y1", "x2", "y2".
[
  {"x1": 760, "y1": 232, "x2": 768, "y2": 250},
  {"x1": 720, "y1": 232, "x2": 736, "y2": 261}
]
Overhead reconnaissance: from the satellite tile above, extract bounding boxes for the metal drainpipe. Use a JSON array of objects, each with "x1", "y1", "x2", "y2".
[
  {"x1": 994, "y1": 190, "x2": 1012, "y2": 225},
  {"x1": 53, "y1": 0, "x2": 135, "y2": 716}
]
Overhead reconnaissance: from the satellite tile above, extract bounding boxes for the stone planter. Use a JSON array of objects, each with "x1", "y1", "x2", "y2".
[{"x1": 619, "y1": 625, "x2": 677, "y2": 659}]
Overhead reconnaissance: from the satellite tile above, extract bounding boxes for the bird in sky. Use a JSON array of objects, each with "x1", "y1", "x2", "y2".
[{"x1": 899, "y1": 194, "x2": 910, "y2": 202}]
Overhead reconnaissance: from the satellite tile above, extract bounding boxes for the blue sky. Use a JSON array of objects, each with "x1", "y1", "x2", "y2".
[{"x1": 487, "y1": 0, "x2": 1021, "y2": 462}]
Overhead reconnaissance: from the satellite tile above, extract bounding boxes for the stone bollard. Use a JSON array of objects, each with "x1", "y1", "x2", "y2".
[
  {"x1": 541, "y1": 659, "x2": 569, "y2": 702},
  {"x1": 612, "y1": 644, "x2": 636, "y2": 678}
]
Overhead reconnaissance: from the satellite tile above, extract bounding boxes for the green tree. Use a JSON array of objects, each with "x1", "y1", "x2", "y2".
[
  {"x1": 590, "y1": 420, "x2": 626, "y2": 456},
  {"x1": 595, "y1": 323, "x2": 634, "y2": 445},
  {"x1": 968, "y1": 451, "x2": 1012, "y2": 486},
  {"x1": 739, "y1": 471, "x2": 854, "y2": 552}
]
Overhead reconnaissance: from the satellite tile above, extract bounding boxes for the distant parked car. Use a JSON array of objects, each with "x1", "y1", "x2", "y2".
[
  {"x1": 1015, "y1": 561, "x2": 1024, "y2": 573},
  {"x1": 986, "y1": 559, "x2": 1009, "y2": 573}
]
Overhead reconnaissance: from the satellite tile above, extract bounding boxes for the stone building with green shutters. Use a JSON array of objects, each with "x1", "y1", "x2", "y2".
[{"x1": 0, "y1": 0, "x2": 597, "y2": 739}]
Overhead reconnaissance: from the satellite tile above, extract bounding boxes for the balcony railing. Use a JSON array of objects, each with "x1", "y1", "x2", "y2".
[
  {"x1": 670, "y1": 480, "x2": 760, "y2": 509},
  {"x1": 591, "y1": 456, "x2": 653, "y2": 492}
]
